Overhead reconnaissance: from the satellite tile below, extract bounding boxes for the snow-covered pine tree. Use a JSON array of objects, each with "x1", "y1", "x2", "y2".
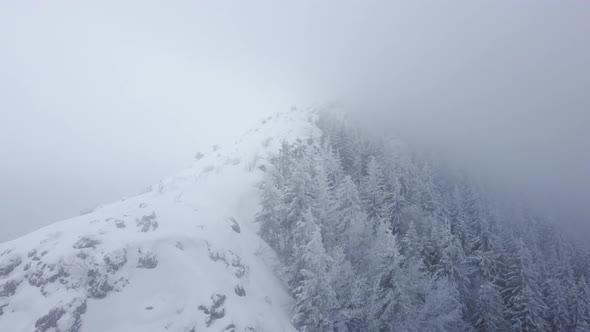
[
  {"x1": 255, "y1": 172, "x2": 283, "y2": 253},
  {"x1": 571, "y1": 276, "x2": 590, "y2": 331},
  {"x1": 328, "y1": 246, "x2": 362, "y2": 331},
  {"x1": 421, "y1": 215, "x2": 443, "y2": 274},
  {"x1": 334, "y1": 125, "x2": 363, "y2": 182},
  {"x1": 544, "y1": 248, "x2": 573, "y2": 332},
  {"x1": 462, "y1": 184, "x2": 485, "y2": 255},
  {"x1": 468, "y1": 217, "x2": 503, "y2": 283},
  {"x1": 335, "y1": 175, "x2": 368, "y2": 265},
  {"x1": 281, "y1": 151, "x2": 314, "y2": 256},
  {"x1": 437, "y1": 218, "x2": 469, "y2": 289},
  {"x1": 360, "y1": 156, "x2": 386, "y2": 233},
  {"x1": 415, "y1": 276, "x2": 465, "y2": 332},
  {"x1": 272, "y1": 140, "x2": 294, "y2": 184},
  {"x1": 319, "y1": 139, "x2": 345, "y2": 189},
  {"x1": 384, "y1": 175, "x2": 405, "y2": 234},
  {"x1": 503, "y1": 238, "x2": 548, "y2": 331},
  {"x1": 311, "y1": 163, "x2": 337, "y2": 248},
  {"x1": 449, "y1": 185, "x2": 470, "y2": 251},
  {"x1": 474, "y1": 281, "x2": 509, "y2": 331},
  {"x1": 416, "y1": 161, "x2": 442, "y2": 216},
  {"x1": 369, "y1": 225, "x2": 407, "y2": 331},
  {"x1": 291, "y1": 211, "x2": 337, "y2": 332},
  {"x1": 402, "y1": 220, "x2": 422, "y2": 262}
]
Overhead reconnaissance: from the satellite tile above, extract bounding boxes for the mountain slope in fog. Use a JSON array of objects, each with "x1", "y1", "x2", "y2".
[
  {"x1": 0, "y1": 109, "x2": 318, "y2": 332},
  {"x1": 2, "y1": 106, "x2": 590, "y2": 332}
]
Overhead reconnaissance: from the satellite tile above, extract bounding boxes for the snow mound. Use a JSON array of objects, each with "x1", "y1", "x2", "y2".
[{"x1": 0, "y1": 108, "x2": 319, "y2": 332}]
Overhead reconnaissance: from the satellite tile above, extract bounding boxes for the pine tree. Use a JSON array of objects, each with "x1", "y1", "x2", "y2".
[
  {"x1": 281, "y1": 155, "x2": 314, "y2": 256},
  {"x1": 571, "y1": 276, "x2": 590, "y2": 331},
  {"x1": 421, "y1": 216, "x2": 443, "y2": 274},
  {"x1": 272, "y1": 140, "x2": 293, "y2": 182},
  {"x1": 468, "y1": 218, "x2": 503, "y2": 283},
  {"x1": 255, "y1": 172, "x2": 283, "y2": 252},
  {"x1": 437, "y1": 219, "x2": 469, "y2": 288},
  {"x1": 328, "y1": 246, "x2": 359, "y2": 330},
  {"x1": 320, "y1": 139, "x2": 345, "y2": 189},
  {"x1": 369, "y1": 227, "x2": 406, "y2": 331},
  {"x1": 361, "y1": 156, "x2": 386, "y2": 232},
  {"x1": 556, "y1": 246, "x2": 577, "y2": 330},
  {"x1": 384, "y1": 175, "x2": 405, "y2": 234},
  {"x1": 291, "y1": 216, "x2": 337, "y2": 332},
  {"x1": 546, "y1": 276, "x2": 570, "y2": 332},
  {"x1": 449, "y1": 185, "x2": 469, "y2": 250},
  {"x1": 544, "y1": 249, "x2": 573, "y2": 332},
  {"x1": 474, "y1": 281, "x2": 509, "y2": 331},
  {"x1": 503, "y1": 239, "x2": 548, "y2": 331},
  {"x1": 312, "y1": 164, "x2": 337, "y2": 247},
  {"x1": 415, "y1": 276, "x2": 465, "y2": 332},
  {"x1": 462, "y1": 184, "x2": 485, "y2": 255},
  {"x1": 335, "y1": 126, "x2": 362, "y2": 181},
  {"x1": 402, "y1": 220, "x2": 422, "y2": 261},
  {"x1": 371, "y1": 221, "x2": 466, "y2": 332},
  {"x1": 416, "y1": 162, "x2": 442, "y2": 216},
  {"x1": 335, "y1": 175, "x2": 368, "y2": 265}
]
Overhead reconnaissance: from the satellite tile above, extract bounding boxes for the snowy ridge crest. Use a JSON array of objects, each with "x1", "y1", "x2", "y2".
[{"x1": 0, "y1": 108, "x2": 318, "y2": 332}]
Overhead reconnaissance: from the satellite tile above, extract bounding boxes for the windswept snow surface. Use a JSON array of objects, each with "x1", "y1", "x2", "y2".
[{"x1": 0, "y1": 108, "x2": 319, "y2": 332}]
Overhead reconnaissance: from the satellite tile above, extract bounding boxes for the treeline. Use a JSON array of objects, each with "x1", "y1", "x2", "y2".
[{"x1": 255, "y1": 111, "x2": 590, "y2": 332}]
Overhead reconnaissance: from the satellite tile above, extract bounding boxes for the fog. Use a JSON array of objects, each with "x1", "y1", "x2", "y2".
[{"x1": 1, "y1": 1, "x2": 589, "y2": 241}]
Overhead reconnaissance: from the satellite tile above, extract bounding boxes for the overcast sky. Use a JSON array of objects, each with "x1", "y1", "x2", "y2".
[{"x1": 1, "y1": 1, "x2": 589, "y2": 241}]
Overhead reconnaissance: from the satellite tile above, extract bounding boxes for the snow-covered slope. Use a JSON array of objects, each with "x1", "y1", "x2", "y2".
[{"x1": 0, "y1": 108, "x2": 319, "y2": 332}]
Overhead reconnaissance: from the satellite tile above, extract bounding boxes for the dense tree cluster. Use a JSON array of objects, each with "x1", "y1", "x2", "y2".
[{"x1": 256, "y1": 111, "x2": 590, "y2": 332}]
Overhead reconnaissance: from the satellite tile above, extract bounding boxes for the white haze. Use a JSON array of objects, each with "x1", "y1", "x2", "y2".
[{"x1": 0, "y1": 0, "x2": 589, "y2": 241}]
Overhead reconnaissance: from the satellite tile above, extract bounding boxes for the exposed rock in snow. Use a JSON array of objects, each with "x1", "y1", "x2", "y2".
[
  {"x1": 228, "y1": 217, "x2": 241, "y2": 234},
  {"x1": 135, "y1": 212, "x2": 158, "y2": 232},
  {"x1": 72, "y1": 236, "x2": 101, "y2": 249},
  {"x1": 0, "y1": 256, "x2": 21, "y2": 277},
  {"x1": 198, "y1": 293, "x2": 227, "y2": 327}
]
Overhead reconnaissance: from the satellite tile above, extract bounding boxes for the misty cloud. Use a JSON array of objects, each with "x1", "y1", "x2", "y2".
[{"x1": 1, "y1": 0, "x2": 589, "y2": 241}]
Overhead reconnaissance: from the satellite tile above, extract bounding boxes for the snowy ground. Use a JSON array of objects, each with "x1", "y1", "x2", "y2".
[{"x1": 0, "y1": 108, "x2": 319, "y2": 332}]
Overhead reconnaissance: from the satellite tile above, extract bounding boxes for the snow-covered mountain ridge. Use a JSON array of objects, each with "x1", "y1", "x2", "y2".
[{"x1": 0, "y1": 108, "x2": 319, "y2": 332}]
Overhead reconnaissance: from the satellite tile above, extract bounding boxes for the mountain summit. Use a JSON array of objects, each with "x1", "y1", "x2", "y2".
[{"x1": 0, "y1": 108, "x2": 317, "y2": 332}]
